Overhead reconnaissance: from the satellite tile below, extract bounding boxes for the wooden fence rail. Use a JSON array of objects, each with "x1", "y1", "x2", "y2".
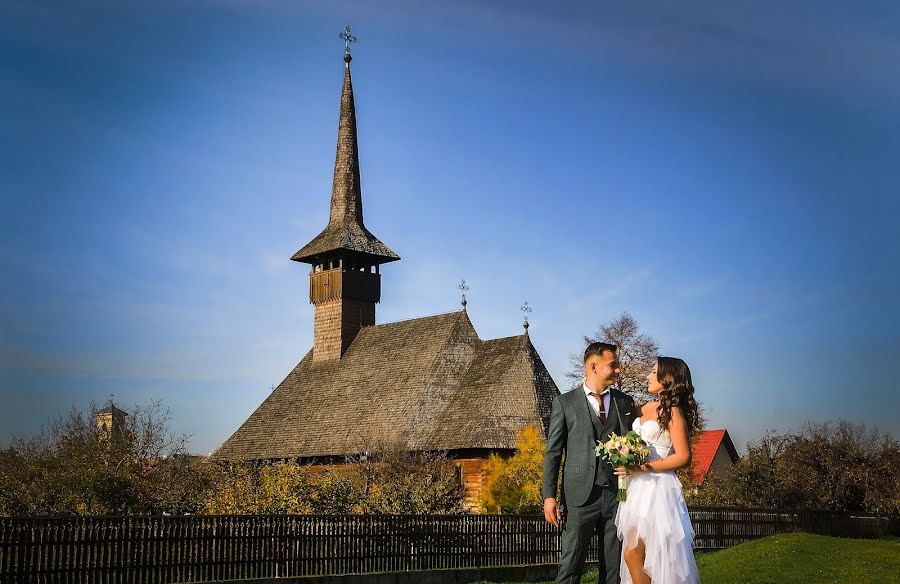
[{"x1": 0, "y1": 509, "x2": 895, "y2": 583}]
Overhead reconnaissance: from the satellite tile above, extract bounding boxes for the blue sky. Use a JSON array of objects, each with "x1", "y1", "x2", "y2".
[{"x1": 2, "y1": 0, "x2": 898, "y2": 454}]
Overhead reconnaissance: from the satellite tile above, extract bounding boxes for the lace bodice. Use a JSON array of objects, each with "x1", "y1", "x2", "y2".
[{"x1": 633, "y1": 418, "x2": 674, "y2": 461}]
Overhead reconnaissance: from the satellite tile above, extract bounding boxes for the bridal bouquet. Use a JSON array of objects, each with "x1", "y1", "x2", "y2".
[{"x1": 595, "y1": 431, "x2": 650, "y2": 501}]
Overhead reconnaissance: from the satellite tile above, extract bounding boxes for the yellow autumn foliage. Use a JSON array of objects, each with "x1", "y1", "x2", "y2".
[
  {"x1": 480, "y1": 425, "x2": 545, "y2": 514},
  {"x1": 204, "y1": 462, "x2": 314, "y2": 514},
  {"x1": 203, "y1": 451, "x2": 464, "y2": 515}
]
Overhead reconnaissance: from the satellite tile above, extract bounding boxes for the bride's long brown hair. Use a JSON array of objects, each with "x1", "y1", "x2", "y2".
[{"x1": 656, "y1": 356, "x2": 700, "y2": 436}]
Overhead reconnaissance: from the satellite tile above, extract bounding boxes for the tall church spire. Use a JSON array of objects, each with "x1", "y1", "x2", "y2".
[
  {"x1": 328, "y1": 53, "x2": 363, "y2": 227},
  {"x1": 292, "y1": 34, "x2": 399, "y2": 361},
  {"x1": 291, "y1": 46, "x2": 399, "y2": 265}
]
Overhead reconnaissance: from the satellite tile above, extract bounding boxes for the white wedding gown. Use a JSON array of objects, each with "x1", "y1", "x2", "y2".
[{"x1": 614, "y1": 417, "x2": 700, "y2": 584}]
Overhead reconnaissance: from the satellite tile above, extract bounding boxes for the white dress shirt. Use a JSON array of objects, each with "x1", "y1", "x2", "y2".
[{"x1": 582, "y1": 382, "x2": 611, "y2": 418}]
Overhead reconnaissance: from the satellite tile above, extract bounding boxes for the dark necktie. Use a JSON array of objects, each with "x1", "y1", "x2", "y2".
[{"x1": 590, "y1": 392, "x2": 607, "y2": 425}]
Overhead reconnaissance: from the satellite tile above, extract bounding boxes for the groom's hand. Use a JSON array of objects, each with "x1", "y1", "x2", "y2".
[{"x1": 543, "y1": 497, "x2": 562, "y2": 527}]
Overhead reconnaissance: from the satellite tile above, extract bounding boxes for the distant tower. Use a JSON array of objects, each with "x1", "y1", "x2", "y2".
[
  {"x1": 96, "y1": 400, "x2": 128, "y2": 446},
  {"x1": 292, "y1": 33, "x2": 400, "y2": 361}
]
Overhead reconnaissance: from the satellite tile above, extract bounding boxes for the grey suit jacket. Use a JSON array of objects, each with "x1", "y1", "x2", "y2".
[{"x1": 541, "y1": 386, "x2": 637, "y2": 508}]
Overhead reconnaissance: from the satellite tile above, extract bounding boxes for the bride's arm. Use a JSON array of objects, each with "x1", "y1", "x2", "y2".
[{"x1": 640, "y1": 407, "x2": 692, "y2": 473}]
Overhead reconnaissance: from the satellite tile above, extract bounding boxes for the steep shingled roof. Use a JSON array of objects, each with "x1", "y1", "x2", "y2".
[
  {"x1": 210, "y1": 311, "x2": 559, "y2": 460},
  {"x1": 691, "y1": 429, "x2": 739, "y2": 484},
  {"x1": 291, "y1": 55, "x2": 399, "y2": 265}
]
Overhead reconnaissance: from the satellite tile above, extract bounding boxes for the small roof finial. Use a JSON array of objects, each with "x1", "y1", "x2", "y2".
[
  {"x1": 459, "y1": 279, "x2": 470, "y2": 309},
  {"x1": 339, "y1": 25, "x2": 357, "y2": 63},
  {"x1": 521, "y1": 301, "x2": 532, "y2": 332}
]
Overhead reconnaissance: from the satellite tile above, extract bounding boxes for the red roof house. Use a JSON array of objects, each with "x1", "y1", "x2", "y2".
[{"x1": 690, "y1": 429, "x2": 739, "y2": 484}]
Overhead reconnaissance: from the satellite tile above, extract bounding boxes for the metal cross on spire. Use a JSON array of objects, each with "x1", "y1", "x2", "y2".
[
  {"x1": 338, "y1": 26, "x2": 357, "y2": 55},
  {"x1": 521, "y1": 301, "x2": 532, "y2": 332},
  {"x1": 459, "y1": 279, "x2": 470, "y2": 309}
]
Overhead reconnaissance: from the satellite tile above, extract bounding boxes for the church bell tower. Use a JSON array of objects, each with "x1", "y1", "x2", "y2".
[{"x1": 291, "y1": 32, "x2": 399, "y2": 362}]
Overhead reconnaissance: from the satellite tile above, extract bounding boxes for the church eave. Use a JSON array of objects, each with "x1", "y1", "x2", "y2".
[{"x1": 291, "y1": 226, "x2": 400, "y2": 264}]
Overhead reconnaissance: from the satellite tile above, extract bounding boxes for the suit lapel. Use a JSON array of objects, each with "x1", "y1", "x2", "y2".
[{"x1": 612, "y1": 390, "x2": 631, "y2": 434}]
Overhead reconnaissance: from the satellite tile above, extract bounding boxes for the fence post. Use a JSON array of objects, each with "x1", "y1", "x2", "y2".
[
  {"x1": 475, "y1": 518, "x2": 482, "y2": 569},
  {"x1": 16, "y1": 521, "x2": 29, "y2": 584},
  {"x1": 405, "y1": 516, "x2": 412, "y2": 573},
  {"x1": 715, "y1": 509, "x2": 724, "y2": 548},
  {"x1": 360, "y1": 515, "x2": 366, "y2": 575}
]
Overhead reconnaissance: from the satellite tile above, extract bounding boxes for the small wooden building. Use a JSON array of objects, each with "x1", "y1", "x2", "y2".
[{"x1": 210, "y1": 51, "x2": 559, "y2": 509}]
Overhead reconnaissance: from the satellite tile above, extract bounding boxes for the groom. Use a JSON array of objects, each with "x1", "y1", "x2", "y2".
[{"x1": 542, "y1": 342, "x2": 637, "y2": 584}]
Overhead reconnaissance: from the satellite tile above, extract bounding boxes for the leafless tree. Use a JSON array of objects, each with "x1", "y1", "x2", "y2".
[
  {"x1": 0, "y1": 399, "x2": 208, "y2": 515},
  {"x1": 566, "y1": 312, "x2": 660, "y2": 404}
]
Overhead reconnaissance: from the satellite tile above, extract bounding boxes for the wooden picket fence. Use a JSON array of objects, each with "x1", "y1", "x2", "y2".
[
  {"x1": 689, "y1": 508, "x2": 895, "y2": 548},
  {"x1": 0, "y1": 509, "x2": 895, "y2": 583}
]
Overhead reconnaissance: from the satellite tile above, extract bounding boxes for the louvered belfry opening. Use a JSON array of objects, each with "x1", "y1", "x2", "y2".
[
  {"x1": 292, "y1": 53, "x2": 399, "y2": 361},
  {"x1": 308, "y1": 255, "x2": 381, "y2": 361}
]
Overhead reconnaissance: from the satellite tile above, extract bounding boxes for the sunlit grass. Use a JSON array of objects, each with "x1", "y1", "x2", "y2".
[{"x1": 474, "y1": 533, "x2": 900, "y2": 584}]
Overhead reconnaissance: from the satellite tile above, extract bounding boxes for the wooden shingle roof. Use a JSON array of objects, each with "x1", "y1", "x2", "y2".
[
  {"x1": 210, "y1": 310, "x2": 559, "y2": 460},
  {"x1": 291, "y1": 56, "x2": 399, "y2": 265}
]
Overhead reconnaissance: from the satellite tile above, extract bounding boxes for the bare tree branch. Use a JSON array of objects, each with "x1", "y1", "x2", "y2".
[{"x1": 566, "y1": 312, "x2": 660, "y2": 403}]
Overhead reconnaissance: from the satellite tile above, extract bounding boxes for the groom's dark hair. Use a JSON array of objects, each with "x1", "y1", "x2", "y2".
[{"x1": 583, "y1": 341, "x2": 618, "y2": 362}]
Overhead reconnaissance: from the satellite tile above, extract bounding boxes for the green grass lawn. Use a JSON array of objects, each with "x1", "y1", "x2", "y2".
[
  {"x1": 696, "y1": 532, "x2": 900, "y2": 584},
  {"x1": 474, "y1": 532, "x2": 900, "y2": 584}
]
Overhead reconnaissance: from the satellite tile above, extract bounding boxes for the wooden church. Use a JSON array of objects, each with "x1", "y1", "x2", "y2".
[{"x1": 210, "y1": 44, "x2": 560, "y2": 508}]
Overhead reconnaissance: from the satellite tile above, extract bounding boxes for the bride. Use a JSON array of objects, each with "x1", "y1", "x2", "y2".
[{"x1": 614, "y1": 357, "x2": 701, "y2": 584}]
